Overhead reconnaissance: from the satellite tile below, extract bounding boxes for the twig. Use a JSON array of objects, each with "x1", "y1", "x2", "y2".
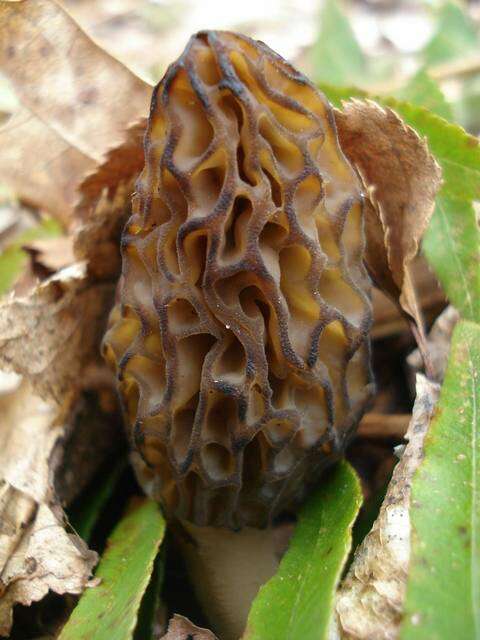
[{"x1": 358, "y1": 412, "x2": 410, "y2": 439}]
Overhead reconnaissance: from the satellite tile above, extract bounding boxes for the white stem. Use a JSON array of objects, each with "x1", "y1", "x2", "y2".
[{"x1": 179, "y1": 522, "x2": 280, "y2": 640}]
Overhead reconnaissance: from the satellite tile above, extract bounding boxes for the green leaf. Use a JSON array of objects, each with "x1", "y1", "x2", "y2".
[
  {"x1": 0, "y1": 216, "x2": 62, "y2": 295},
  {"x1": 311, "y1": 0, "x2": 367, "y2": 86},
  {"x1": 68, "y1": 458, "x2": 128, "y2": 543},
  {"x1": 400, "y1": 320, "x2": 480, "y2": 639},
  {"x1": 134, "y1": 548, "x2": 165, "y2": 640},
  {"x1": 244, "y1": 461, "x2": 362, "y2": 640},
  {"x1": 422, "y1": 1, "x2": 478, "y2": 66},
  {"x1": 423, "y1": 196, "x2": 480, "y2": 322},
  {"x1": 394, "y1": 69, "x2": 454, "y2": 121},
  {"x1": 59, "y1": 498, "x2": 166, "y2": 640}
]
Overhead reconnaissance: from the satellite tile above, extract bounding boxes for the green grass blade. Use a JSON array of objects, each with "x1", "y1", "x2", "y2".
[
  {"x1": 59, "y1": 498, "x2": 166, "y2": 640},
  {"x1": 134, "y1": 548, "x2": 165, "y2": 640},
  {"x1": 244, "y1": 461, "x2": 362, "y2": 640},
  {"x1": 68, "y1": 458, "x2": 128, "y2": 543},
  {"x1": 401, "y1": 320, "x2": 480, "y2": 639}
]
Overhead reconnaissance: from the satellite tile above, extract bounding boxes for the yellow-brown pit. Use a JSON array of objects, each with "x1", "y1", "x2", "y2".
[{"x1": 103, "y1": 31, "x2": 374, "y2": 528}]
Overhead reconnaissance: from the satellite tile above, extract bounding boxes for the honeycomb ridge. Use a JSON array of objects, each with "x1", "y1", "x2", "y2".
[{"x1": 103, "y1": 31, "x2": 374, "y2": 528}]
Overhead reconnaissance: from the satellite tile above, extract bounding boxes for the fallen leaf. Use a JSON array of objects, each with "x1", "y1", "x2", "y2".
[
  {"x1": 0, "y1": 108, "x2": 91, "y2": 225},
  {"x1": 333, "y1": 375, "x2": 440, "y2": 640},
  {"x1": 334, "y1": 100, "x2": 442, "y2": 323},
  {"x1": 70, "y1": 119, "x2": 149, "y2": 281},
  {"x1": 22, "y1": 236, "x2": 75, "y2": 275},
  {"x1": 0, "y1": 377, "x2": 98, "y2": 637},
  {"x1": 75, "y1": 118, "x2": 148, "y2": 222},
  {"x1": 0, "y1": 263, "x2": 121, "y2": 634},
  {"x1": 371, "y1": 255, "x2": 444, "y2": 340},
  {"x1": 0, "y1": 0, "x2": 151, "y2": 226},
  {"x1": 0, "y1": 262, "x2": 114, "y2": 401},
  {"x1": 73, "y1": 180, "x2": 135, "y2": 282},
  {"x1": 0, "y1": 0, "x2": 151, "y2": 163},
  {"x1": 323, "y1": 85, "x2": 480, "y2": 327},
  {"x1": 162, "y1": 615, "x2": 219, "y2": 640}
]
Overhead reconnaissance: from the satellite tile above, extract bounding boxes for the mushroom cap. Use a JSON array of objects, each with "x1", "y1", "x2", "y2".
[{"x1": 103, "y1": 31, "x2": 374, "y2": 529}]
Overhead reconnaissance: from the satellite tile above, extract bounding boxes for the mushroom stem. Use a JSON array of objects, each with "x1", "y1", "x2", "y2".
[{"x1": 179, "y1": 522, "x2": 280, "y2": 640}]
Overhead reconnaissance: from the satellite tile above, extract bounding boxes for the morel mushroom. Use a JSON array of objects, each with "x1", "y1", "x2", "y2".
[
  {"x1": 103, "y1": 30, "x2": 373, "y2": 635},
  {"x1": 103, "y1": 30, "x2": 373, "y2": 528}
]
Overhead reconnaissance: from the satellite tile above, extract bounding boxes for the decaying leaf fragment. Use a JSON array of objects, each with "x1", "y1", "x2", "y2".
[
  {"x1": 333, "y1": 375, "x2": 440, "y2": 640},
  {"x1": 0, "y1": 266, "x2": 119, "y2": 635},
  {"x1": 72, "y1": 119, "x2": 150, "y2": 280},
  {"x1": 75, "y1": 118, "x2": 148, "y2": 222},
  {"x1": 0, "y1": 263, "x2": 114, "y2": 400},
  {"x1": 73, "y1": 180, "x2": 138, "y2": 282},
  {"x1": 334, "y1": 100, "x2": 442, "y2": 324},
  {"x1": 103, "y1": 30, "x2": 374, "y2": 529},
  {"x1": 0, "y1": 375, "x2": 98, "y2": 637},
  {"x1": 162, "y1": 614, "x2": 218, "y2": 640}
]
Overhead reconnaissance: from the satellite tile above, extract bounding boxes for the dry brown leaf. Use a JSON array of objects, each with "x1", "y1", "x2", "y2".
[
  {"x1": 73, "y1": 180, "x2": 135, "y2": 282},
  {"x1": 0, "y1": 261, "x2": 122, "y2": 634},
  {"x1": 0, "y1": 263, "x2": 114, "y2": 401},
  {"x1": 0, "y1": 377, "x2": 97, "y2": 637},
  {"x1": 0, "y1": 108, "x2": 91, "y2": 225},
  {"x1": 335, "y1": 100, "x2": 442, "y2": 322},
  {"x1": 0, "y1": 0, "x2": 151, "y2": 226},
  {"x1": 75, "y1": 118, "x2": 147, "y2": 221},
  {"x1": 22, "y1": 236, "x2": 75, "y2": 274},
  {"x1": 12, "y1": 235, "x2": 75, "y2": 297},
  {"x1": 0, "y1": 0, "x2": 151, "y2": 163},
  {"x1": 333, "y1": 375, "x2": 440, "y2": 640},
  {"x1": 71, "y1": 119, "x2": 148, "y2": 281},
  {"x1": 162, "y1": 614, "x2": 219, "y2": 640},
  {"x1": 371, "y1": 256, "x2": 445, "y2": 340},
  {"x1": 0, "y1": 496, "x2": 97, "y2": 637}
]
